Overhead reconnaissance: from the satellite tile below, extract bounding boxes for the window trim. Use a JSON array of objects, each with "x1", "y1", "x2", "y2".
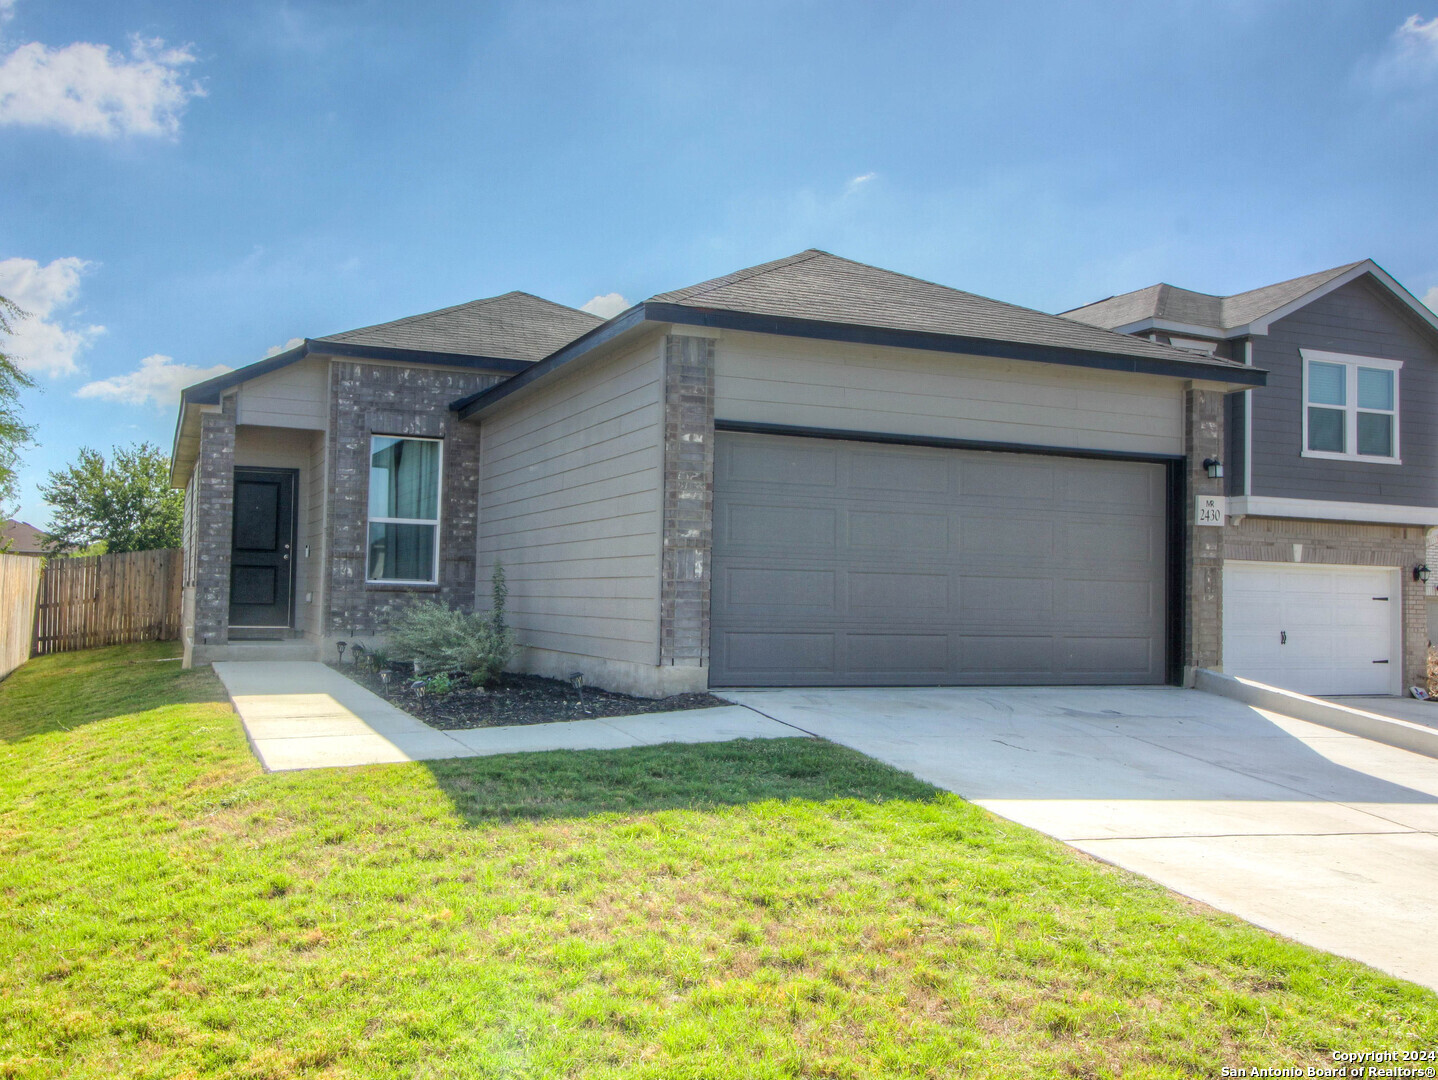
[
  {"x1": 365, "y1": 434, "x2": 443, "y2": 585},
  {"x1": 1300, "y1": 349, "x2": 1402, "y2": 465}
]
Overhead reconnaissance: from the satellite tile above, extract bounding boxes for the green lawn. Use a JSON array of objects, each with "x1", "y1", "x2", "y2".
[{"x1": 1, "y1": 645, "x2": 1433, "y2": 1079}]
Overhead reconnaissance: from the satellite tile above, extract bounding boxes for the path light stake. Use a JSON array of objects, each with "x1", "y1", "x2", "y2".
[
  {"x1": 351, "y1": 642, "x2": 367, "y2": 668},
  {"x1": 379, "y1": 670, "x2": 391, "y2": 692},
  {"x1": 336, "y1": 641, "x2": 347, "y2": 664},
  {"x1": 569, "y1": 672, "x2": 588, "y2": 714}
]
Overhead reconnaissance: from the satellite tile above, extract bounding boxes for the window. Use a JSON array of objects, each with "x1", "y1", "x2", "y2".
[
  {"x1": 366, "y1": 436, "x2": 441, "y2": 583},
  {"x1": 1301, "y1": 350, "x2": 1401, "y2": 463}
]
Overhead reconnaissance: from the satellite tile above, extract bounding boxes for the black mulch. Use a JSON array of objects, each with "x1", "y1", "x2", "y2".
[{"x1": 327, "y1": 663, "x2": 729, "y2": 731}]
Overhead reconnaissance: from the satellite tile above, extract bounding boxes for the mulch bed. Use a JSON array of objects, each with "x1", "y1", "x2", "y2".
[{"x1": 328, "y1": 663, "x2": 728, "y2": 731}]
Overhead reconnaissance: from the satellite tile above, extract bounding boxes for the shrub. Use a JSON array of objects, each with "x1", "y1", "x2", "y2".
[{"x1": 385, "y1": 565, "x2": 516, "y2": 686}]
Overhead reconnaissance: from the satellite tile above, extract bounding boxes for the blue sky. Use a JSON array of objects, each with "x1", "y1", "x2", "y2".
[{"x1": 2, "y1": 0, "x2": 1436, "y2": 526}]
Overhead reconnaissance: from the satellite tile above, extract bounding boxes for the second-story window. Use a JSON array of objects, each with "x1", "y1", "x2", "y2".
[
  {"x1": 367, "y1": 435, "x2": 442, "y2": 583},
  {"x1": 1301, "y1": 350, "x2": 1401, "y2": 464}
]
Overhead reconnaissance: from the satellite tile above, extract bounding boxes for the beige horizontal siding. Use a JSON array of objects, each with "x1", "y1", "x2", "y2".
[
  {"x1": 715, "y1": 331, "x2": 1185, "y2": 455},
  {"x1": 479, "y1": 337, "x2": 664, "y2": 667},
  {"x1": 235, "y1": 357, "x2": 328, "y2": 430}
]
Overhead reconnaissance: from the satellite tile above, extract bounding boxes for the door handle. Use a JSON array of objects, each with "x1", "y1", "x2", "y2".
[{"x1": 1280, "y1": 630, "x2": 1287, "y2": 645}]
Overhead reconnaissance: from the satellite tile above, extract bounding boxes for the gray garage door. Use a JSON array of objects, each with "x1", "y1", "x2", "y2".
[{"x1": 710, "y1": 432, "x2": 1170, "y2": 686}]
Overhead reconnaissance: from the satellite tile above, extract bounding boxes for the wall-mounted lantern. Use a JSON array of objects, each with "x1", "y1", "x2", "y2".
[
  {"x1": 1203, "y1": 458, "x2": 1224, "y2": 480},
  {"x1": 1414, "y1": 565, "x2": 1430, "y2": 584}
]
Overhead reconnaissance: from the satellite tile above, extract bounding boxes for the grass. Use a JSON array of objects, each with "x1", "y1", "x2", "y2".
[{"x1": 0, "y1": 645, "x2": 1433, "y2": 1079}]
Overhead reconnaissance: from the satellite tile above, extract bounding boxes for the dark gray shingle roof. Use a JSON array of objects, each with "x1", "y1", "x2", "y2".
[
  {"x1": 315, "y1": 291, "x2": 602, "y2": 362},
  {"x1": 650, "y1": 250, "x2": 1248, "y2": 369},
  {"x1": 1063, "y1": 263, "x2": 1366, "y2": 332}
]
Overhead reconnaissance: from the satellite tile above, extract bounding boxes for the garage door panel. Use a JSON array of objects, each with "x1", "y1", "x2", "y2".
[
  {"x1": 848, "y1": 510, "x2": 950, "y2": 552},
  {"x1": 849, "y1": 572, "x2": 950, "y2": 611},
  {"x1": 1222, "y1": 563, "x2": 1399, "y2": 696},
  {"x1": 1062, "y1": 636, "x2": 1156, "y2": 679},
  {"x1": 719, "y1": 631, "x2": 836, "y2": 676},
  {"x1": 960, "y1": 459, "x2": 1056, "y2": 501},
  {"x1": 959, "y1": 516, "x2": 1055, "y2": 560},
  {"x1": 959, "y1": 578, "x2": 1053, "y2": 625},
  {"x1": 844, "y1": 634, "x2": 950, "y2": 673},
  {"x1": 722, "y1": 504, "x2": 837, "y2": 552},
  {"x1": 723, "y1": 439, "x2": 837, "y2": 487},
  {"x1": 712, "y1": 433, "x2": 1169, "y2": 687},
  {"x1": 724, "y1": 568, "x2": 835, "y2": 609},
  {"x1": 958, "y1": 636, "x2": 1056, "y2": 676},
  {"x1": 849, "y1": 451, "x2": 951, "y2": 493},
  {"x1": 1058, "y1": 580, "x2": 1158, "y2": 626}
]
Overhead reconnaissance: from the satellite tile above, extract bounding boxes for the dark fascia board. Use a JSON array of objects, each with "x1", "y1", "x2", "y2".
[
  {"x1": 451, "y1": 300, "x2": 1267, "y2": 419},
  {"x1": 180, "y1": 339, "x2": 532, "y2": 407},
  {"x1": 653, "y1": 303, "x2": 1267, "y2": 385},
  {"x1": 453, "y1": 305, "x2": 650, "y2": 418}
]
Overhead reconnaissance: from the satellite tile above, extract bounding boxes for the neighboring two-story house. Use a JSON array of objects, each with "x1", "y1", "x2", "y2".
[{"x1": 1065, "y1": 261, "x2": 1438, "y2": 696}]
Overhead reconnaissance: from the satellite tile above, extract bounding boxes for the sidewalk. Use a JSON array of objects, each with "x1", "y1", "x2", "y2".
[{"x1": 211, "y1": 662, "x2": 800, "y2": 771}]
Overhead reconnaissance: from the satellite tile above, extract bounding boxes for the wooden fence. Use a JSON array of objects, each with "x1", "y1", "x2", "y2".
[
  {"x1": 33, "y1": 548, "x2": 182, "y2": 656},
  {"x1": 0, "y1": 552, "x2": 43, "y2": 680}
]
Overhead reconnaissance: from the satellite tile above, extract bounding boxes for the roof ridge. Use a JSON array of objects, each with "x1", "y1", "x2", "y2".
[
  {"x1": 316, "y1": 294, "x2": 512, "y2": 341},
  {"x1": 1221, "y1": 261, "x2": 1365, "y2": 303},
  {"x1": 654, "y1": 250, "x2": 828, "y2": 303}
]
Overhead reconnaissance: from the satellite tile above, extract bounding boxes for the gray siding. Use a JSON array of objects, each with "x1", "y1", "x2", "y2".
[
  {"x1": 1225, "y1": 390, "x2": 1247, "y2": 497},
  {"x1": 1249, "y1": 277, "x2": 1438, "y2": 506},
  {"x1": 714, "y1": 331, "x2": 1187, "y2": 456},
  {"x1": 477, "y1": 336, "x2": 665, "y2": 670}
]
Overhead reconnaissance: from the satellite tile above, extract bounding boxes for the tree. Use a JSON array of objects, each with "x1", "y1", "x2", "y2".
[
  {"x1": 39, "y1": 443, "x2": 184, "y2": 554},
  {"x1": 0, "y1": 295, "x2": 38, "y2": 523}
]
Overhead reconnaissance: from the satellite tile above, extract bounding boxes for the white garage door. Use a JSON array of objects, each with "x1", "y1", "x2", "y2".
[{"x1": 1222, "y1": 562, "x2": 1401, "y2": 696}]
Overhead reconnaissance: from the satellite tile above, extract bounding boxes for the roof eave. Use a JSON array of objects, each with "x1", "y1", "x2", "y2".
[{"x1": 453, "y1": 301, "x2": 1267, "y2": 421}]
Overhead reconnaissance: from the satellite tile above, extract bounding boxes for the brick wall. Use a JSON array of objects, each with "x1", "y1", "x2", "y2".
[
  {"x1": 1184, "y1": 386, "x2": 1225, "y2": 678},
  {"x1": 1224, "y1": 515, "x2": 1429, "y2": 688},
  {"x1": 323, "y1": 361, "x2": 500, "y2": 639},
  {"x1": 659, "y1": 334, "x2": 715, "y2": 669},
  {"x1": 190, "y1": 397, "x2": 236, "y2": 651}
]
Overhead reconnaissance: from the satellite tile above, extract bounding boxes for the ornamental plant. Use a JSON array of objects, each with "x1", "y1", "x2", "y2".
[{"x1": 385, "y1": 565, "x2": 516, "y2": 686}]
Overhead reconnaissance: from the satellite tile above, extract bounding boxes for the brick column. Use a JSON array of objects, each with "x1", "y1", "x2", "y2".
[
  {"x1": 192, "y1": 396, "x2": 236, "y2": 651},
  {"x1": 1184, "y1": 386, "x2": 1225, "y2": 681},
  {"x1": 660, "y1": 334, "x2": 715, "y2": 669}
]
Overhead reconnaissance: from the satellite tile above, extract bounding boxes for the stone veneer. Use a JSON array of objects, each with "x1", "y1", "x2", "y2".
[
  {"x1": 659, "y1": 334, "x2": 716, "y2": 670},
  {"x1": 186, "y1": 396, "x2": 237, "y2": 659},
  {"x1": 1184, "y1": 386, "x2": 1226, "y2": 680},
  {"x1": 323, "y1": 360, "x2": 500, "y2": 640},
  {"x1": 1223, "y1": 515, "x2": 1429, "y2": 689}
]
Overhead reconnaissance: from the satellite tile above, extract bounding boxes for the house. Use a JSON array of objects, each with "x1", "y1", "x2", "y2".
[
  {"x1": 1065, "y1": 260, "x2": 1438, "y2": 696},
  {"x1": 174, "y1": 250, "x2": 1272, "y2": 694},
  {"x1": 1, "y1": 519, "x2": 46, "y2": 556}
]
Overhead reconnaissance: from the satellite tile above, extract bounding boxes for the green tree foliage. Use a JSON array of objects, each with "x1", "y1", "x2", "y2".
[
  {"x1": 39, "y1": 443, "x2": 184, "y2": 554},
  {"x1": 0, "y1": 296, "x2": 38, "y2": 524}
]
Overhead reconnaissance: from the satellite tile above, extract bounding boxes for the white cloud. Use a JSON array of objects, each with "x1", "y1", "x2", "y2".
[
  {"x1": 265, "y1": 337, "x2": 304, "y2": 357},
  {"x1": 1424, "y1": 286, "x2": 1438, "y2": 313},
  {"x1": 75, "y1": 353, "x2": 230, "y2": 409},
  {"x1": 1396, "y1": 14, "x2": 1438, "y2": 62},
  {"x1": 845, "y1": 172, "x2": 877, "y2": 195},
  {"x1": 0, "y1": 33, "x2": 203, "y2": 138},
  {"x1": 0, "y1": 256, "x2": 104, "y2": 376},
  {"x1": 1368, "y1": 14, "x2": 1438, "y2": 86},
  {"x1": 580, "y1": 292, "x2": 630, "y2": 319}
]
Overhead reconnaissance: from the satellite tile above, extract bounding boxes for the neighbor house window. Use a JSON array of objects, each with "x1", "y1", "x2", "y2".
[
  {"x1": 367, "y1": 436, "x2": 441, "y2": 583},
  {"x1": 1301, "y1": 349, "x2": 1401, "y2": 463}
]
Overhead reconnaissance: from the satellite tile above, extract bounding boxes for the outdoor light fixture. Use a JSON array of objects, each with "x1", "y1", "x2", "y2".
[
  {"x1": 1203, "y1": 458, "x2": 1224, "y2": 479},
  {"x1": 336, "y1": 640, "x2": 347, "y2": 663},
  {"x1": 1415, "y1": 565, "x2": 1431, "y2": 583}
]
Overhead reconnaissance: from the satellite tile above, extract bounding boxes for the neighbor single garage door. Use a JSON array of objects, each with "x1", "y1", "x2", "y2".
[
  {"x1": 1222, "y1": 562, "x2": 1401, "y2": 696},
  {"x1": 710, "y1": 432, "x2": 1170, "y2": 686}
]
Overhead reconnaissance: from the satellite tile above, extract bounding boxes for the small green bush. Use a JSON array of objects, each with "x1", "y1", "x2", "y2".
[
  {"x1": 423, "y1": 673, "x2": 454, "y2": 696},
  {"x1": 385, "y1": 565, "x2": 516, "y2": 685}
]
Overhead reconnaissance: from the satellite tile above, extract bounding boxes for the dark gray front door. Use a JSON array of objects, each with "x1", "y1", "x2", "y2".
[
  {"x1": 710, "y1": 432, "x2": 1169, "y2": 687},
  {"x1": 229, "y1": 469, "x2": 297, "y2": 628}
]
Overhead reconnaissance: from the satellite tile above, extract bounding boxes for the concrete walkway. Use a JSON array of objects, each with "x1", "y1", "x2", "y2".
[
  {"x1": 724, "y1": 685, "x2": 1438, "y2": 992},
  {"x1": 212, "y1": 662, "x2": 800, "y2": 772},
  {"x1": 1330, "y1": 695, "x2": 1438, "y2": 730}
]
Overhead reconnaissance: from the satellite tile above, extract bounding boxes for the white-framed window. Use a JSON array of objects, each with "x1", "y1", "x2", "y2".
[
  {"x1": 366, "y1": 435, "x2": 442, "y2": 584},
  {"x1": 1300, "y1": 349, "x2": 1401, "y2": 464}
]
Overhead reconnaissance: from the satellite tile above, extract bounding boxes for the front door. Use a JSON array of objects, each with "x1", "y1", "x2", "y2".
[{"x1": 229, "y1": 468, "x2": 297, "y2": 628}]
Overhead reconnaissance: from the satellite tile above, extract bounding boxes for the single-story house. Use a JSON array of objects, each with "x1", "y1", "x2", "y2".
[
  {"x1": 1, "y1": 519, "x2": 46, "y2": 556},
  {"x1": 177, "y1": 248, "x2": 1363, "y2": 696}
]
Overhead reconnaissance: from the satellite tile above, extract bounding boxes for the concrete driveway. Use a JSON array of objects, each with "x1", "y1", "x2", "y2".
[{"x1": 721, "y1": 686, "x2": 1438, "y2": 992}]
